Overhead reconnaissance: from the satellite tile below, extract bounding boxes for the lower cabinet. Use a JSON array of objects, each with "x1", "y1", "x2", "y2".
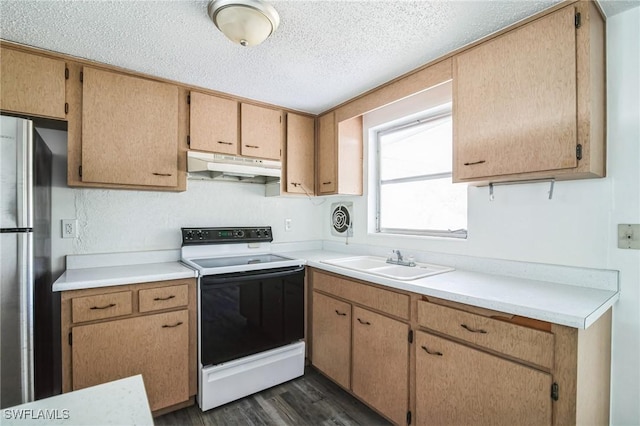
[
  {"x1": 415, "y1": 331, "x2": 552, "y2": 426},
  {"x1": 61, "y1": 278, "x2": 197, "y2": 415},
  {"x1": 311, "y1": 292, "x2": 351, "y2": 389},
  {"x1": 310, "y1": 270, "x2": 410, "y2": 424},
  {"x1": 71, "y1": 310, "x2": 189, "y2": 412},
  {"x1": 352, "y1": 306, "x2": 409, "y2": 425}
]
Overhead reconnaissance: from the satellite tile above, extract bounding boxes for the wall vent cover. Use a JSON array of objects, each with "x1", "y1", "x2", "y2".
[{"x1": 330, "y1": 202, "x2": 353, "y2": 237}]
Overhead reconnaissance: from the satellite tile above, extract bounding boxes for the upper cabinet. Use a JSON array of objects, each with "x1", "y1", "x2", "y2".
[
  {"x1": 0, "y1": 46, "x2": 67, "y2": 119},
  {"x1": 80, "y1": 67, "x2": 180, "y2": 188},
  {"x1": 316, "y1": 112, "x2": 363, "y2": 196},
  {"x1": 284, "y1": 113, "x2": 315, "y2": 195},
  {"x1": 240, "y1": 103, "x2": 283, "y2": 160},
  {"x1": 453, "y1": 2, "x2": 605, "y2": 184},
  {"x1": 189, "y1": 91, "x2": 239, "y2": 155}
]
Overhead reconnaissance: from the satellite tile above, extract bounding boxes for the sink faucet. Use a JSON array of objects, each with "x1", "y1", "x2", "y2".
[{"x1": 387, "y1": 250, "x2": 416, "y2": 267}]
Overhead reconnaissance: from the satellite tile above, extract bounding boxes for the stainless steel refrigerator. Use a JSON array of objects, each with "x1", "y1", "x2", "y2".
[{"x1": 1, "y1": 115, "x2": 55, "y2": 408}]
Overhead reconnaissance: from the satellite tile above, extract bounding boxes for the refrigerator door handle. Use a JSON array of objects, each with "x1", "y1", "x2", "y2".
[
  {"x1": 18, "y1": 232, "x2": 35, "y2": 404},
  {"x1": 15, "y1": 119, "x2": 34, "y2": 229}
]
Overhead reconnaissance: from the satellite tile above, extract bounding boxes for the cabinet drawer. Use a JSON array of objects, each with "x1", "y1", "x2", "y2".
[
  {"x1": 417, "y1": 301, "x2": 553, "y2": 369},
  {"x1": 139, "y1": 284, "x2": 188, "y2": 313},
  {"x1": 72, "y1": 291, "x2": 132, "y2": 323},
  {"x1": 312, "y1": 270, "x2": 409, "y2": 319}
]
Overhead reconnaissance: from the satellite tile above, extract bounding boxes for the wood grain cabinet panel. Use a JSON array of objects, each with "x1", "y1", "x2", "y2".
[
  {"x1": 352, "y1": 306, "x2": 409, "y2": 425},
  {"x1": 71, "y1": 291, "x2": 132, "y2": 323},
  {"x1": 240, "y1": 103, "x2": 282, "y2": 160},
  {"x1": 453, "y1": 3, "x2": 605, "y2": 183},
  {"x1": 311, "y1": 292, "x2": 351, "y2": 389},
  {"x1": 81, "y1": 67, "x2": 179, "y2": 187},
  {"x1": 312, "y1": 270, "x2": 409, "y2": 319},
  {"x1": 139, "y1": 284, "x2": 188, "y2": 313},
  {"x1": 284, "y1": 113, "x2": 315, "y2": 195},
  {"x1": 418, "y1": 300, "x2": 554, "y2": 369},
  {"x1": 72, "y1": 310, "x2": 189, "y2": 411},
  {"x1": 0, "y1": 47, "x2": 66, "y2": 119},
  {"x1": 189, "y1": 91, "x2": 238, "y2": 155},
  {"x1": 415, "y1": 331, "x2": 552, "y2": 426},
  {"x1": 316, "y1": 112, "x2": 363, "y2": 195}
]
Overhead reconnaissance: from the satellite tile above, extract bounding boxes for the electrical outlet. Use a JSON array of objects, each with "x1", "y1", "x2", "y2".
[
  {"x1": 285, "y1": 218, "x2": 292, "y2": 232},
  {"x1": 62, "y1": 219, "x2": 78, "y2": 239},
  {"x1": 618, "y1": 224, "x2": 640, "y2": 249}
]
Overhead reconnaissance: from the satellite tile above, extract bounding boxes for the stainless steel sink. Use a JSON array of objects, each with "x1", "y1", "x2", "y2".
[{"x1": 320, "y1": 256, "x2": 454, "y2": 281}]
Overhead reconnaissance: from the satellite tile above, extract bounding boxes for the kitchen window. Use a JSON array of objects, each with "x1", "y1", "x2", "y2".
[{"x1": 375, "y1": 104, "x2": 467, "y2": 238}]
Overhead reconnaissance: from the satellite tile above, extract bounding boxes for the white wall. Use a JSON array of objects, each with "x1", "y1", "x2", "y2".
[{"x1": 324, "y1": 7, "x2": 640, "y2": 424}]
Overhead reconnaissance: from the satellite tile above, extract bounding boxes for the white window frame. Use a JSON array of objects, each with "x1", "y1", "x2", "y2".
[{"x1": 375, "y1": 106, "x2": 467, "y2": 239}]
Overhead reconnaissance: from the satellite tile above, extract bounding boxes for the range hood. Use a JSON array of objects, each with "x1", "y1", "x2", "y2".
[{"x1": 187, "y1": 151, "x2": 281, "y2": 184}]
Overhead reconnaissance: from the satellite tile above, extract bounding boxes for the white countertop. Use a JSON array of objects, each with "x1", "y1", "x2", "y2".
[
  {"x1": 53, "y1": 261, "x2": 197, "y2": 292},
  {"x1": 282, "y1": 250, "x2": 619, "y2": 329},
  {"x1": 1, "y1": 375, "x2": 153, "y2": 425},
  {"x1": 53, "y1": 247, "x2": 618, "y2": 329}
]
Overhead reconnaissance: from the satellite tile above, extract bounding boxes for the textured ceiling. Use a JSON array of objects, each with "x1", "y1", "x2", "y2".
[{"x1": 0, "y1": 1, "x2": 637, "y2": 114}]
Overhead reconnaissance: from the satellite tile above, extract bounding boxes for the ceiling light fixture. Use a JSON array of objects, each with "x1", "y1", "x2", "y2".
[{"x1": 207, "y1": 0, "x2": 280, "y2": 47}]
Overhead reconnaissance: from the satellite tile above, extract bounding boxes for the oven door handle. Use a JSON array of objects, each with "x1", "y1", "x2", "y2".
[{"x1": 201, "y1": 266, "x2": 305, "y2": 286}]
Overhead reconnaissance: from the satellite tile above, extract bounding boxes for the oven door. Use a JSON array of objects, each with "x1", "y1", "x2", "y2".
[{"x1": 200, "y1": 266, "x2": 304, "y2": 367}]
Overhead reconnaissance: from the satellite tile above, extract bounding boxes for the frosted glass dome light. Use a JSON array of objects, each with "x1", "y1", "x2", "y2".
[{"x1": 207, "y1": 0, "x2": 280, "y2": 47}]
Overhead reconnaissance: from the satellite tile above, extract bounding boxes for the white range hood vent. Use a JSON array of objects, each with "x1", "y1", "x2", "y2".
[{"x1": 187, "y1": 151, "x2": 281, "y2": 185}]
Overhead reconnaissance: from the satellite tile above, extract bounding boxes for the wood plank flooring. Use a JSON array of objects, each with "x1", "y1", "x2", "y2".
[{"x1": 155, "y1": 367, "x2": 391, "y2": 426}]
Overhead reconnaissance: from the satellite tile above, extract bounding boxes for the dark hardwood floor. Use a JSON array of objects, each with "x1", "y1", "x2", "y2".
[{"x1": 155, "y1": 368, "x2": 391, "y2": 426}]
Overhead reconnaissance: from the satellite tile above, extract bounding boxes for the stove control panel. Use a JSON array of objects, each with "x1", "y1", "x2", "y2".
[{"x1": 181, "y1": 227, "x2": 273, "y2": 245}]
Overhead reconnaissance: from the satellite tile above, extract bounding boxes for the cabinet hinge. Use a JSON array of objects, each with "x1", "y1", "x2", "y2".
[
  {"x1": 79, "y1": 165, "x2": 82, "y2": 178},
  {"x1": 575, "y1": 12, "x2": 582, "y2": 29},
  {"x1": 408, "y1": 329, "x2": 413, "y2": 344},
  {"x1": 80, "y1": 71, "x2": 83, "y2": 83},
  {"x1": 68, "y1": 332, "x2": 72, "y2": 346},
  {"x1": 187, "y1": 94, "x2": 191, "y2": 105},
  {"x1": 551, "y1": 382, "x2": 559, "y2": 401},
  {"x1": 64, "y1": 103, "x2": 69, "y2": 115},
  {"x1": 576, "y1": 144, "x2": 583, "y2": 160},
  {"x1": 406, "y1": 410, "x2": 412, "y2": 425},
  {"x1": 187, "y1": 136, "x2": 191, "y2": 147},
  {"x1": 65, "y1": 67, "x2": 69, "y2": 80}
]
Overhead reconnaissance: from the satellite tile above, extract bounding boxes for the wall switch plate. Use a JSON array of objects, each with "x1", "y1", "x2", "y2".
[
  {"x1": 62, "y1": 219, "x2": 77, "y2": 239},
  {"x1": 285, "y1": 218, "x2": 292, "y2": 232},
  {"x1": 618, "y1": 224, "x2": 640, "y2": 249}
]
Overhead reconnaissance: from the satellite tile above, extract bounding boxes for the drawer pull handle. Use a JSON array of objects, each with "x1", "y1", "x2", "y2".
[
  {"x1": 421, "y1": 345, "x2": 443, "y2": 356},
  {"x1": 162, "y1": 321, "x2": 183, "y2": 328},
  {"x1": 357, "y1": 318, "x2": 371, "y2": 325},
  {"x1": 322, "y1": 181, "x2": 332, "y2": 185},
  {"x1": 335, "y1": 310, "x2": 347, "y2": 316},
  {"x1": 461, "y1": 324, "x2": 487, "y2": 334},
  {"x1": 154, "y1": 295, "x2": 176, "y2": 301},
  {"x1": 152, "y1": 172, "x2": 173, "y2": 177},
  {"x1": 217, "y1": 141, "x2": 233, "y2": 145},
  {"x1": 463, "y1": 160, "x2": 486, "y2": 166},
  {"x1": 90, "y1": 303, "x2": 116, "y2": 310},
  {"x1": 244, "y1": 144, "x2": 259, "y2": 149}
]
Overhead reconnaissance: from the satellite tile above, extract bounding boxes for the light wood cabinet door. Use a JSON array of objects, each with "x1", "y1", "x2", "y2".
[
  {"x1": 453, "y1": 6, "x2": 578, "y2": 181},
  {"x1": 285, "y1": 113, "x2": 315, "y2": 194},
  {"x1": 240, "y1": 103, "x2": 282, "y2": 160},
  {"x1": 415, "y1": 331, "x2": 552, "y2": 426},
  {"x1": 189, "y1": 91, "x2": 238, "y2": 155},
  {"x1": 0, "y1": 47, "x2": 66, "y2": 119},
  {"x1": 81, "y1": 67, "x2": 179, "y2": 187},
  {"x1": 317, "y1": 112, "x2": 337, "y2": 194},
  {"x1": 311, "y1": 292, "x2": 351, "y2": 389},
  {"x1": 71, "y1": 310, "x2": 189, "y2": 411},
  {"x1": 352, "y1": 306, "x2": 408, "y2": 425}
]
